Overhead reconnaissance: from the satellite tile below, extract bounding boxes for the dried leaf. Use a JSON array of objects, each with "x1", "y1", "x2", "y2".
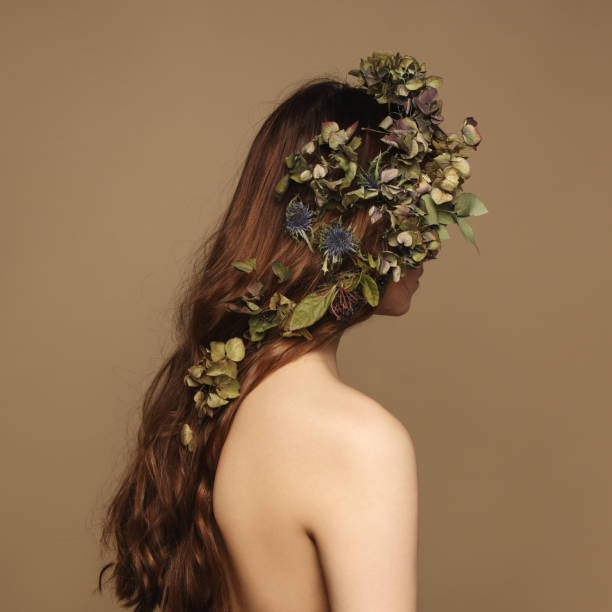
[
  {"x1": 288, "y1": 286, "x2": 337, "y2": 331},
  {"x1": 360, "y1": 274, "x2": 380, "y2": 307},
  {"x1": 231, "y1": 257, "x2": 256, "y2": 273},
  {"x1": 225, "y1": 337, "x2": 245, "y2": 362},
  {"x1": 271, "y1": 259, "x2": 292, "y2": 283}
]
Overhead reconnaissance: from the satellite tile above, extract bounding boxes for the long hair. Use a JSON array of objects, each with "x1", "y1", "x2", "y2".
[{"x1": 97, "y1": 76, "x2": 392, "y2": 611}]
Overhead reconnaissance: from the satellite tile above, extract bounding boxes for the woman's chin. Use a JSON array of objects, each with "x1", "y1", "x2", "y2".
[
  {"x1": 374, "y1": 295, "x2": 414, "y2": 317},
  {"x1": 374, "y1": 278, "x2": 420, "y2": 316}
]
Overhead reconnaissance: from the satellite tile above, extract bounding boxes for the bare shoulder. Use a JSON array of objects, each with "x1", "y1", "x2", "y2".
[
  {"x1": 224, "y1": 373, "x2": 419, "y2": 609},
  {"x1": 286, "y1": 382, "x2": 420, "y2": 611},
  {"x1": 240, "y1": 375, "x2": 418, "y2": 526},
  {"x1": 232, "y1": 374, "x2": 417, "y2": 505},
  {"x1": 293, "y1": 381, "x2": 418, "y2": 525},
  {"x1": 316, "y1": 382, "x2": 416, "y2": 455},
  {"x1": 239, "y1": 372, "x2": 415, "y2": 476}
]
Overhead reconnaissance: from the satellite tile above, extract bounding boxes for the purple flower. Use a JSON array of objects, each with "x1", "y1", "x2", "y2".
[
  {"x1": 285, "y1": 196, "x2": 315, "y2": 250},
  {"x1": 317, "y1": 220, "x2": 359, "y2": 273}
]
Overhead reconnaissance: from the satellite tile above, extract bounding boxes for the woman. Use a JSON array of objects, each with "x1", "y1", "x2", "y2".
[{"x1": 98, "y1": 52, "x2": 482, "y2": 612}]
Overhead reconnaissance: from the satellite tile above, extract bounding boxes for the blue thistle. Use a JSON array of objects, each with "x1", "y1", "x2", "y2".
[
  {"x1": 285, "y1": 196, "x2": 315, "y2": 251},
  {"x1": 317, "y1": 220, "x2": 359, "y2": 273}
]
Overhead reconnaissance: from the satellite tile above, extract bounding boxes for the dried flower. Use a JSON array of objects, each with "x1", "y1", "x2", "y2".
[
  {"x1": 329, "y1": 285, "x2": 364, "y2": 320},
  {"x1": 285, "y1": 196, "x2": 315, "y2": 250},
  {"x1": 182, "y1": 50, "x2": 487, "y2": 440},
  {"x1": 317, "y1": 220, "x2": 359, "y2": 273}
]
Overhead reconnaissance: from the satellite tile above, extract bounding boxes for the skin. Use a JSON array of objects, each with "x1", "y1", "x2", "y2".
[
  {"x1": 212, "y1": 262, "x2": 426, "y2": 612},
  {"x1": 375, "y1": 263, "x2": 424, "y2": 316}
]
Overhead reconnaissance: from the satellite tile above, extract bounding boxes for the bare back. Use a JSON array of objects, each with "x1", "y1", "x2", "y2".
[{"x1": 212, "y1": 350, "x2": 418, "y2": 612}]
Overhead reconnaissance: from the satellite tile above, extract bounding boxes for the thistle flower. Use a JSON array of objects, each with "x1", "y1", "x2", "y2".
[
  {"x1": 285, "y1": 196, "x2": 315, "y2": 250},
  {"x1": 317, "y1": 220, "x2": 359, "y2": 273}
]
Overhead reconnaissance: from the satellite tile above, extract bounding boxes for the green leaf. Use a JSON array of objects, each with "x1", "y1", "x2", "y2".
[
  {"x1": 249, "y1": 329, "x2": 265, "y2": 342},
  {"x1": 180, "y1": 423, "x2": 194, "y2": 450},
  {"x1": 406, "y1": 78, "x2": 425, "y2": 90},
  {"x1": 268, "y1": 291, "x2": 281, "y2": 310},
  {"x1": 302, "y1": 139, "x2": 316, "y2": 155},
  {"x1": 348, "y1": 135, "x2": 362, "y2": 150},
  {"x1": 421, "y1": 194, "x2": 438, "y2": 225},
  {"x1": 205, "y1": 358, "x2": 238, "y2": 378},
  {"x1": 329, "y1": 130, "x2": 348, "y2": 150},
  {"x1": 454, "y1": 193, "x2": 488, "y2": 217},
  {"x1": 431, "y1": 187, "x2": 453, "y2": 204},
  {"x1": 436, "y1": 210, "x2": 455, "y2": 225},
  {"x1": 321, "y1": 121, "x2": 339, "y2": 142},
  {"x1": 438, "y1": 225, "x2": 451, "y2": 240},
  {"x1": 340, "y1": 161, "x2": 358, "y2": 188},
  {"x1": 379, "y1": 115, "x2": 393, "y2": 130},
  {"x1": 184, "y1": 374, "x2": 200, "y2": 388},
  {"x1": 187, "y1": 365, "x2": 205, "y2": 379},
  {"x1": 209, "y1": 341, "x2": 225, "y2": 362},
  {"x1": 272, "y1": 259, "x2": 292, "y2": 282},
  {"x1": 450, "y1": 156, "x2": 470, "y2": 178},
  {"x1": 461, "y1": 117, "x2": 481, "y2": 146},
  {"x1": 231, "y1": 257, "x2": 256, "y2": 273},
  {"x1": 456, "y1": 216, "x2": 480, "y2": 253},
  {"x1": 186, "y1": 364, "x2": 213, "y2": 386},
  {"x1": 206, "y1": 392, "x2": 229, "y2": 408},
  {"x1": 288, "y1": 286, "x2": 337, "y2": 331},
  {"x1": 225, "y1": 337, "x2": 245, "y2": 362},
  {"x1": 281, "y1": 328, "x2": 313, "y2": 340},
  {"x1": 248, "y1": 311, "x2": 280, "y2": 340},
  {"x1": 274, "y1": 174, "x2": 289, "y2": 195},
  {"x1": 360, "y1": 274, "x2": 380, "y2": 307},
  {"x1": 246, "y1": 280, "x2": 264, "y2": 297},
  {"x1": 216, "y1": 376, "x2": 240, "y2": 399}
]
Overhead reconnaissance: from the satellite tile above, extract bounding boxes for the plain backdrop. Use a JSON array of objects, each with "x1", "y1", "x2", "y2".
[{"x1": 2, "y1": 1, "x2": 611, "y2": 611}]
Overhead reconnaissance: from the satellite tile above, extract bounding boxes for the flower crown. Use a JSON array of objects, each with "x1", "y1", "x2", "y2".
[{"x1": 180, "y1": 50, "x2": 487, "y2": 451}]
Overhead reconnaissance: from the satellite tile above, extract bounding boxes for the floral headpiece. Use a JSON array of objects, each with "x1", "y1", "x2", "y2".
[{"x1": 180, "y1": 50, "x2": 487, "y2": 450}]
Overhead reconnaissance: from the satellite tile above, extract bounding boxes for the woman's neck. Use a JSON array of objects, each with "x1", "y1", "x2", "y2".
[
  {"x1": 296, "y1": 333, "x2": 342, "y2": 380},
  {"x1": 246, "y1": 332, "x2": 345, "y2": 402}
]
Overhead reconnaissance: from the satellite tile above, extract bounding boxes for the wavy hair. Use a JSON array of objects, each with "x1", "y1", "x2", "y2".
[{"x1": 97, "y1": 76, "x2": 392, "y2": 611}]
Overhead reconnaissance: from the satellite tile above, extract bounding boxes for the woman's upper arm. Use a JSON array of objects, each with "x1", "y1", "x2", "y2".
[{"x1": 301, "y1": 401, "x2": 419, "y2": 612}]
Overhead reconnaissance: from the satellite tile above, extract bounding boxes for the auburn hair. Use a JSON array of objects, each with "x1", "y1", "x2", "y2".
[{"x1": 97, "y1": 77, "x2": 393, "y2": 611}]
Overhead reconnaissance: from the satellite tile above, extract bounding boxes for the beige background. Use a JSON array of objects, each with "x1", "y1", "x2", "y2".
[{"x1": 2, "y1": 1, "x2": 610, "y2": 611}]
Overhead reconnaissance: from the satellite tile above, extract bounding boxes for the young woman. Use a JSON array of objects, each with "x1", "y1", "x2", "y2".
[{"x1": 98, "y1": 75, "x2": 432, "y2": 612}]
